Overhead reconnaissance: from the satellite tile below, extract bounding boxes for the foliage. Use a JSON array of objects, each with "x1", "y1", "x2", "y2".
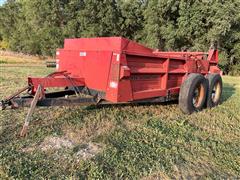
[
  {"x1": 117, "y1": 0, "x2": 145, "y2": 40},
  {"x1": 0, "y1": 39, "x2": 9, "y2": 49},
  {"x1": 0, "y1": 0, "x2": 239, "y2": 74}
]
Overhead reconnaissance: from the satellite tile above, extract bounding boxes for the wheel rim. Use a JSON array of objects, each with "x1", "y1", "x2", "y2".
[
  {"x1": 192, "y1": 83, "x2": 205, "y2": 108},
  {"x1": 211, "y1": 81, "x2": 221, "y2": 103}
]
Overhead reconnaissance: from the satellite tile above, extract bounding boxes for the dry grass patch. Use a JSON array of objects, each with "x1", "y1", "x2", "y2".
[
  {"x1": 39, "y1": 136, "x2": 74, "y2": 151},
  {"x1": 74, "y1": 143, "x2": 103, "y2": 161},
  {"x1": 63, "y1": 118, "x2": 115, "y2": 144},
  {"x1": 141, "y1": 171, "x2": 170, "y2": 180},
  {"x1": 21, "y1": 136, "x2": 103, "y2": 161},
  {"x1": 0, "y1": 55, "x2": 44, "y2": 65}
]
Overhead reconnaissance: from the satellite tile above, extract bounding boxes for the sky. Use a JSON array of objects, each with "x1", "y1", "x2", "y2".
[{"x1": 0, "y1": 0, "x2": 5, "y2": 6}]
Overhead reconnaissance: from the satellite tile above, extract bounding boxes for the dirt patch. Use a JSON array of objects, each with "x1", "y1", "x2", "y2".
[
  {"x1": 21, "y1": 136, "x2": 103, "y2": 160},
  {"x1": 39, "y1": 136, "x2": 75, "y2": 151},
  {"x1": 74, "y1": 143, "x2": 103, "y2": 161},
  {"x1": 21, "y1": 136, "x2": 75, "y2": 153}
]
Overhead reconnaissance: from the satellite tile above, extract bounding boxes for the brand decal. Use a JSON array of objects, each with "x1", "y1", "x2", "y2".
[
  {"x1": 80, "y1": 52, "x2": 87, "y2": 57},
  {"x1": 110, "y1": 81, "x2": 118, "y2": 89}
]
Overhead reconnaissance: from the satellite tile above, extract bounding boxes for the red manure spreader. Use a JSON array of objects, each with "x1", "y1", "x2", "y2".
[{"x1": 1, "y1": 37, "x2": 222, "y2": 136}]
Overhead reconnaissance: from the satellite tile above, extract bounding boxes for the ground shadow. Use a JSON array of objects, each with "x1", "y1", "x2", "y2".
[
  {"x1": 85, "y1": 99, "x2": 179, "y2": 111},
  {"x1": 221, "y1": 82, "x2": 236, "y2": 102}
]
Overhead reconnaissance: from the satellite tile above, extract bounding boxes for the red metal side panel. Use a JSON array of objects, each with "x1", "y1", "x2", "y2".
[
  {"x1": 120, "y1": 38, "x2": 153, "y2": 54},
  {"x1": 126, "y1": 54, "x2": 168, "y2": 100},
  {"x1": 57, "y1": 50, "x2": 82, "y2": 77},
  {"x1": 185, "y1": 60, "x2": 197, "y2": 73},
  {"x1": 64, "y1": 37, "x2": 122, "y2": 51},
  {"x1": 82, "y1": 51, "x2": 112, "y2": 91},
  {"x1": 130, "y1": 74, "x2": 163, "y2": 92},
  {"x1": 28, "y1": 77, "x2": 85, "y2": 93},
  {"x1": 63, "y1": 37, "x2": 153, "y2": 55},
  {"x1": 58, "y1": 50, "x2": 112, "y2": 92},
  {"x1": 167, "y1": 74, "x2": 184, "y2": 89},
  {"x1": 127, "y1": 55, "x2": 165, "y2": 74},
  {"x1": 105, "y1": 53, "x2": 121, "y2": 102},
  {"x1": 167, "y1": 59, "x2": 186, "y2": 90},
  {"x1": 169, "y1": 59, "x2": 186, "y2": 73},
  {"x1": 117, "y1": 54, "x2": 133, "y2": 102}
]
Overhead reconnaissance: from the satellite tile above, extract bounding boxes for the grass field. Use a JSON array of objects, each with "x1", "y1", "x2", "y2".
[{"x1": 0, "y1": 56, "x2": 240, "y2": 179}]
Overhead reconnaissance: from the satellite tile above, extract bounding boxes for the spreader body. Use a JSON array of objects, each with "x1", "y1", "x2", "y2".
[
  {"x1": 1, "y1": 37, "x2": 222, "y2": 136},
  {"x1": 52, "y1": 37, "x2": 220, "y2": 103}
]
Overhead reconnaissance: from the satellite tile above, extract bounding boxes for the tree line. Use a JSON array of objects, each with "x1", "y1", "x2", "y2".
[{"x1": 0, "y1": 0, "x2": 239, "y2": 75}]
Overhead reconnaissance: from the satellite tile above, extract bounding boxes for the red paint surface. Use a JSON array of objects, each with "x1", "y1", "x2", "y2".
[{"x1": 28, "y1": 37, "x2": 221, "y2": 103}]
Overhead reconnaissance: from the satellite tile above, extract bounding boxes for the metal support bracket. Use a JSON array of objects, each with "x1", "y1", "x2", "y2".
[
  {"x1": 20, "y1": 85, "x2": 42, "y2": 137},
  {"x1": 0, "y1": 86, "x2": 30, "y2": 110}
]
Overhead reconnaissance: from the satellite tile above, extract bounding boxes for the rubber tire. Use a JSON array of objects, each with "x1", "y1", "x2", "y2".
[
  {"x1": 179, "y1": 73, "x2": 208, "y2": 114},
  {"x1": 206, "y1": 74, "x2": 222, "y2": 108}
]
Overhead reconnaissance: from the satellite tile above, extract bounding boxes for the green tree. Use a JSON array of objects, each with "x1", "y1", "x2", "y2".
[
  {"x1": 0, "y1": 0, "x2": 21, "y2": 50},
  {"x1": 117, "y1": 0, "x2": 145, "y2": 40},
  {"x1": 142, "y1": 0, "x2": 180, "y2": 50},
  {"x1": 20, "y1": 0, "x2": 68, "y2": 55},
  {"x1": 63, "y1": 0, "x2": 85, "y2": 38},
  {"x1": 78, "y1": 0, "x2": 120, "y2": 37}
]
